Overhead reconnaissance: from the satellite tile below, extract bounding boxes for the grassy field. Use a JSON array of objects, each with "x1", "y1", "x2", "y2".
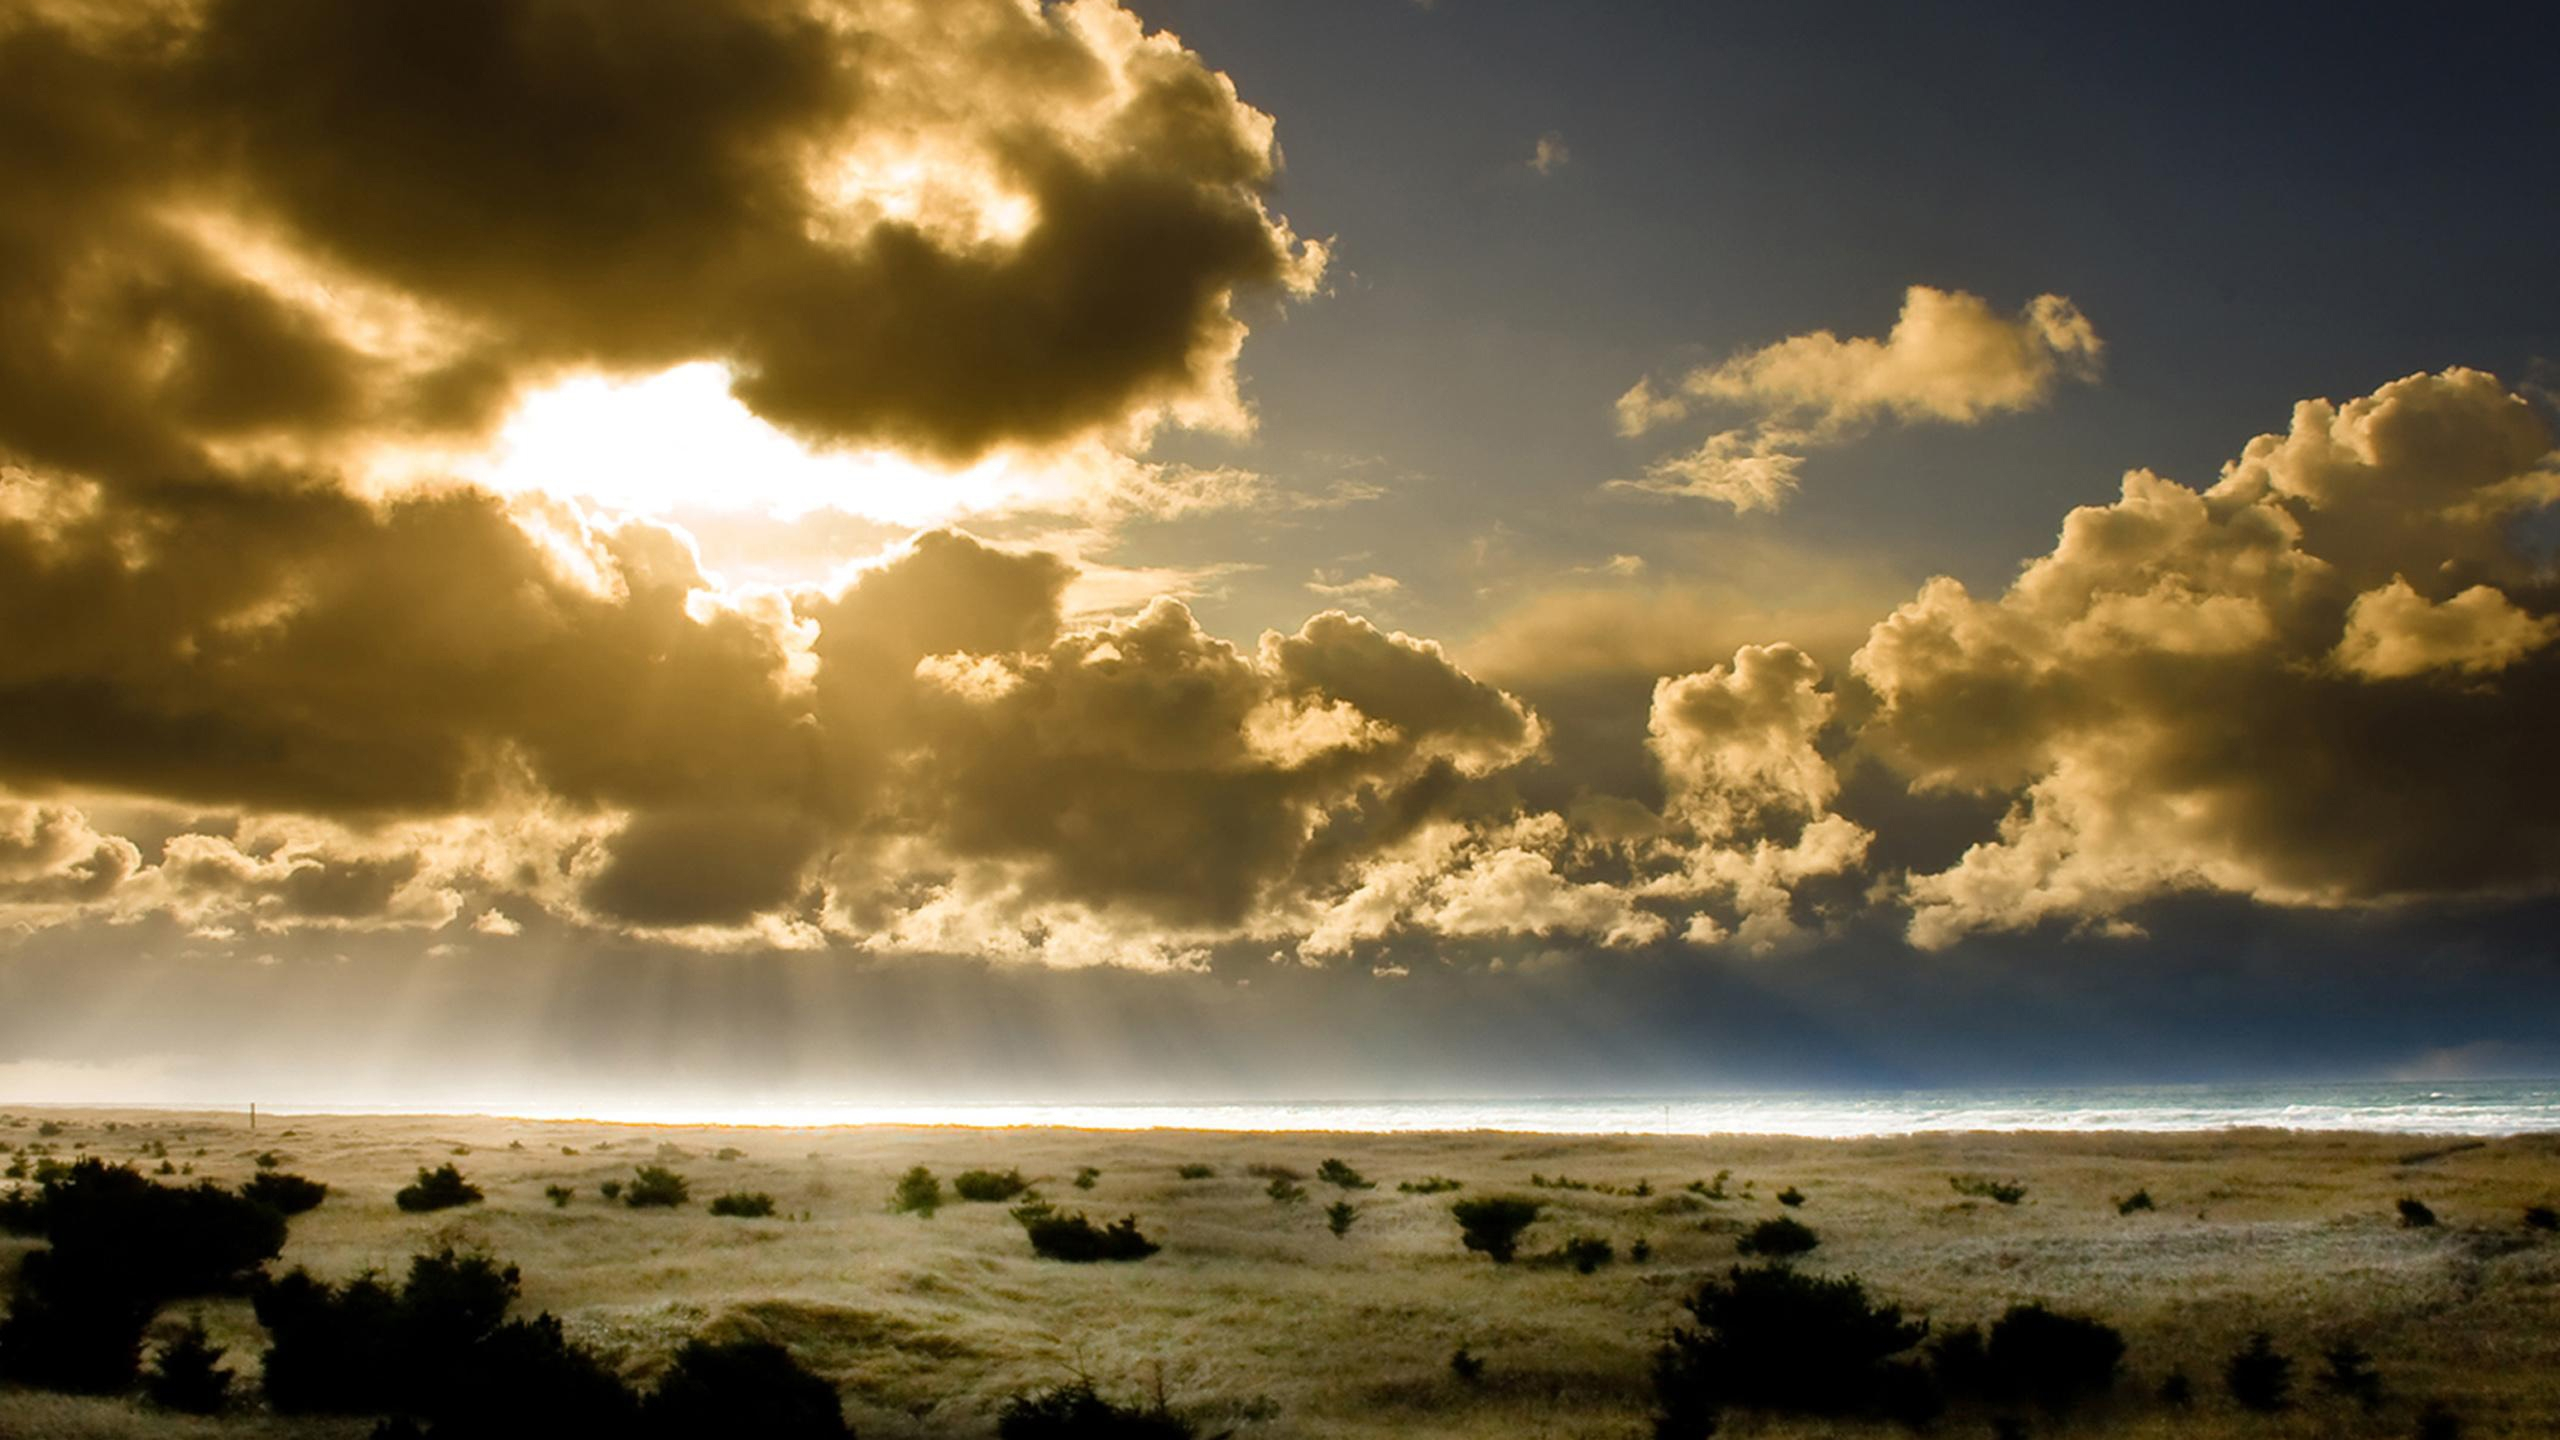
[{"x1": 4, "y1": 1109, "x2": 2559, "y2": 1438}]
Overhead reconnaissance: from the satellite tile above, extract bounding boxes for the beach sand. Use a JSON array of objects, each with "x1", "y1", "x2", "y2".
[{"x1": 4, "y1": 1108, "x2": 2558, "y2": 1438}]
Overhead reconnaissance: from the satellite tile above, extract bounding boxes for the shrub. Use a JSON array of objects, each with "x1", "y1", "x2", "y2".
[
  {"x1": 891, "y1": 1165, "x2": 941, "y2": 1216},
  {"x1": 1316, "y1": 1158, "x2": 1374, "y2": 1190},
  {"x1": 0, "y1": 1257, "x2": 157, "y2": 1393},
  {"x1": 145, "y1": 1318, "x2": 232, "y2": 1414},
  {"x1": 1560, "y1": 1235, "x2": 1614, "y2": 1274},
  {"x1": 1687, "y1": 1170, "x2": 1732, "y2": 1200},
  {"x1": 708, "y1": 1191, "x2": 777, "y2": 1218},
  {"x1": 1175, "y1": 1163, "x2": 1216, "y2": 1180},
  {"x1": 953, "y1": 1167, "x2": 1031, "y2": 1202},
  {"x1": 2319, "y1": 1339, "x2": 2382, "y2": 1410},
  {"x1": 1981, "y1": 1304, "x2": 2123, "y2": 1412},
  {"x1": 2157, "y1": 1367, "x2": 2194, "y2": 1406},
  {"x1": 2116, "y1": 1189, "x2": 2155, "y2": 1215},
  {"x1": 599, "y1": 1180, "x2": 624, "y2": 1202},
  {"x1": 0, "y1": 1185, "x2": 41, "y2": 1235},
  {"x1": 998, "y1": 1381, "x2": 1194, "y2": 1439},
  {"x1": 2397, "y1": 1197, "x2": 2437, "y2": 1228},
  {"x1": 1074, "y1": 1167, "x2": 1100, "y2": 1190},
  {"x1": 644, "y1": 1338, "x2": 847, "y2": 1440},
  {"x1": 1245, "y1": 1162, "x2": 1302, "y2": 1181},
  {"x1": 242, "y1": 1171, "x2": 329, "y2": 1216},
  {"x1": 1775, "y1": 1186, "x2": 1806, "y2": 1208},
  {"x1": 2416, "y1": 1399, "x2": 2463, "y2": 1440},
  {"x1": 1630, "y1": 1238, "x2": 1652, "y2": 1263},
  {"x1": 2225, "y1": 1331, "x2": 2292, "y2": 1412},
  {"x1": 545, "y1": 1185, "x2": 574, "y2": 1208},
  {"x1": 623, "y1": 1165, "x2": 690, "y2": 1208},
  {"x1": 254, "y1": 1151, "x2": 282, "y2": 1170},
  {"x1": 1398, "y1": 1176, "x2": 1462, "y2": 1194},
  {"x1": 1326, "y1": 1200, "x2": 1358, "y2": 1239},
  {"x1": 1735, "y1": 1215, "x2": 1819, "y2": 1258},
  {"x1": 1451, "y1": 1196, "x2": 1541, "y2": 1263},
  {"x1": 1950, "y1": 1175, "x2": 2026, "y2": 1205},
  {"x1": 1022, "y1": 1211, "x2": 1159, "y2": 1263},
  {"x1": 395, "y1": 1164, "x2": 483, "y2": 1213},
  {"x1": 714, "y1": 1147, "x2": 743, "y2": 1162},
  {"x1": 1266, "y1": 1177, "x2": 1307, "y2": 1205},
  {"x1": 38, "y1": 1121, "x2": 63, "y2": 1137},
  {"x1": 254, "y1": 1247, "x2": 521, "y2": 1414},
  {"x1": 1449, "y1": 1346, "x2": 1485, "y2": 1384},
  {"x1": 1654, "y1": 1263, "x2": 1931, "y2": 1425},
  {"x1": 2525, "y1": 1203, "x2": 2558, "y2": 1231}
]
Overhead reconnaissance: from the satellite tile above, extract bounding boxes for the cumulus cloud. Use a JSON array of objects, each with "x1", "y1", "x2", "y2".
[
  {"x1": 1854, "y1": 368, "x2": 2560, "y2": 946},
  {"x1": 1615, "y1": 286, "x2": 2101, "y2": 510}
]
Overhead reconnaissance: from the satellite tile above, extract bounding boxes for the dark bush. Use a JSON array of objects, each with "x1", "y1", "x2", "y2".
[
  {"x1": 1023, "y1": 1211, "x2": 1159, "y2": 1263},
  {"x1": 2319, "y1": 1340, "x2": 2382, "y2": 1410},
  {"x1": 0, "y1": 1186, "x2": 41, "y2": 1235},
  {"x1": 2116, "y1": 1189, "x2": 2155, "y2": 1215},
  {"x1": 545, "y1": 1185, "x2": 574, "y2": 1208},
  {"x1": 1073, "y1": 1167, "x2": 1100, "y2": 1190},
  {"x1": 1452, "y1": 1197, "x2": 1541, "y2": 1264},
  {"x1": 1654, "y1": 1264, "x2": 1931, "y2": 1427},
  {"x1": 708, "y1": 1191, "x2": 777, "y2": 1218},
  {"x1": 644, "y1": 1338, "x2": 846, "y2": 1440},
  {"x1": 953, "y1": 1168, "x2": 1031, "y2": 1202},
  {"x1": 599, "y1": 1180, "x2": 624, "y2": 1202},
  {"x1": 1735, "y1": 1216, "x2": 1818, "y2": 1258},
  {"x1": 891, "y1": 1166, "x2": 942, "y2": 1216},
  {"x1": 1950, "y1": 1175, "x2": 2026, "y2": 1205},
  {"x1": 1449, "y1": 1346, "x2": 1485, "y2": 1384},
  {"x1": 2416, "y1": 1399, "x2": 2463, "y2": 1440},
  {"x1": 1266, "y1": 1177, "x2": 1306, "y2": 1205},
  {"x1": 1630, "y1": 1238, "x2": 1653, "y2": 1263},
  {"x1": 1981, "y1": 1304, "x2": 2122, "y2": 1412},
  {"x1": 997, "y1": 1380, "x2": 1194, "y2": 1439},
  {"x1": 0, "y1": 1254, "x2": 157, "y2": 1393},
  {"x1": 1398, "y1": 1176, "x2": 1462, "y2": 1194},
  {"x1": 1560, "y1": 1235, "x2": 1614, "y2": 1274},
  {"x1": 1325, "y1": 1200, "x2": 1358, "y2": 1239},
  {"x1": 255, "y1": 1248, "x2": 521, "y2": 1415},
  {"x1": 38, "y1": 1121, "x2": 63, "y2": 1137},
  {"x1": 37, "y1": 1160, "x2": 288, "y2": 1296},
  {"x1": 623, "y1": 1166, "x2": 689, "y2": 1209},
  {"x1": 2397, "y1": 1197, "x2": 2437, "y2": 1229},
  {"x1": 2225, "y1": 1331, "x2": 2292, "y2": 1412},
  {"x1": 446, "y1": 1312, "x2": 640, "y2": 1437},
  {"x1": 2157, "y1": 1367, "x2": 2193, "y2": 1406},
  {"x1": 1688, "y1": 1170, "x2": 1732, "y2": 1200},
  {"x1": 1175, "y1": 1163, "x2": 1215, "y2": 1180},
  {"x1": 1775, "y1": 1186, "x2": 1806, "y2": 1208},
  {"x1": 2525, "y1": 1203, "x2": 2558, "y2": 1231},
  {"x1": 1316, "y1": 1158, "x2": 1374, "y2": 1190},
  {"x1": 395, "y1": 1165, "x2": 482, "y2": 1214},
  {"x1": 243, "y1": 1171, "x2": 329, "y2": 1216},
  {"x1": 254, "y1": 1152, "x2": 282, "y2": 1170},
  {"x1": 145, "y1": 1318, "x2": 233, "y2": 1414},
  {"x1": 1245, "y1": 1162, "x2": 1302, "y2": 1182}
]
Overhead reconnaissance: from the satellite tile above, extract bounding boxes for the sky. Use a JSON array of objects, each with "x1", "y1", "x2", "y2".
[{"x1": 1, "y1": 0, "x2": 2557, "y2": 1109}]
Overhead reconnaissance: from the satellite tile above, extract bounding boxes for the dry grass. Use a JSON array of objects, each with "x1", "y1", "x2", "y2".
[{"x1": 4, "y1": 1109, "x2": 2559, "y2": 1436}]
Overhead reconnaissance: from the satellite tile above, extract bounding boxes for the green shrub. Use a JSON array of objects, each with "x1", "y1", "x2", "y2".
[
  {"x1": 624, "y1": 1166, "x2": 690, "y2": 1209},
  {"x1": 241, "y1": 1171, "x2": 329, "y2": 1216},
  {"x1": 2116, "y1": 1188, "x2": 2155, "y2": 1215},
  {"x1": 2525, "y1": 1203, "x2": 2557, "y2": 1231},
  {"x1": 1559, "y1": 1235, "x2": 1614, "y2": 1273},
  {"x1": 1776, "y1": 1186, "x2": 1806, "y2": 1208},
  {"x1": 253, "y1": 1151, "x2": 281, "y2": 1170},
  {"x1": 998, "y1": 1381, "x2": 1194, "y2": 1439},
  {"x1": 953, "y1": 1167, "x2": 1031, "y2": 1202},
  {"x1": 1398, "y1": 1176, "x2": 1462, "y2": 1194},
  {"x1": 1266, "y1": 1177, "x2": 1307, "y2": 1205},
  {"x1": 1653, "y1": 1263, "x2": 1930, "y2": 1427},
  {"x1": 1950, "y1": 1175, "x2": 2026, "y2": 1205},
  {"x1": 1316, "y1": 1158, "x2": 1374, "y2": 1190},
  {"x1": 1449, "y1": 1346, "x2": 1485, "y2": 1384},
  {"x1": 2225, "y1": 1331, "x2": 2292, "y2": 1412},
  {"x1": 1022, "y1": 1210, "x2": 1159, "y2": 1262},
  {"x1": 144, "y1": 1317, "x2": 232, "y2": 1414},
  {"x1": 1073, "y1": 1166, "x2": 1100, "y2": 1190},
  {"x1": 2397, "y1": 1197, "x2": 2437, "y2": 1228},
  {"x1": 1982, "y1": 1303, "x2": 2123, "y2": 1412},
  {"x1": 254, "y1": 1247, "x2": 522, "y2": 1414},
  {"x1": 1451, "y1": 1196, "x2": 1541, "y2": 1264},
  {"x1": 644, "y1": 1338, "x2": 847, "y2": 1439},
  {"x1": 1736, "y1": 1215, "x2": 1818, "y2": 1258},
  {"x1": 38, "y1": 1121, "x2": 63, "y2": 1137},
  {"x1": 1175, "y1": 1163, "x2": 1215, "y2": 1180},
  {"x1": 1325, "y1": 1200, "x2": 1358, "y2": 1239},
  {"x1": 1630, "y1": 1238, "x2": 1652, "y2": 1263},
  {"x1": 708, "y1": 1191, "x2": 777, "y2": 1218},
  {"x1": 394, "y1": 1164, "x2": 482, "y2": 1213},
  {"x1": 545, "y1": 1185, "x2": 574, "y2": 1208},
  {"x1": 599, "y1": 1180, "x2": 623, "y2": 1202},
  {"x1": 1687, "y1": 1170, "x2": 1732, "y2": 1200},
  {"x1": 891, "y1": 1165, "x2": 941, "y2": 1216},
  {"x1": 1245, "y1": 1162, "x2": 1302, "y2": 1181}
]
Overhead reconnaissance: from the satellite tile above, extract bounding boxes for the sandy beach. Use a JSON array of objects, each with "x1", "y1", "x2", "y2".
[{"x1": 5, "y1": 1108, "x2": 2558, "y2": 1438}]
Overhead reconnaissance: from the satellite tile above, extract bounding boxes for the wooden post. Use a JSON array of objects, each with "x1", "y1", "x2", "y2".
[{"x1": 250, "y1": 1102, "x2": 257, "y2": 1133}]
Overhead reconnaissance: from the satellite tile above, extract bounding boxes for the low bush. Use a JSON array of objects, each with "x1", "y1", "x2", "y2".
[
  {"x1": 1653, "y1": 1263, "x2": 1930, "y2": 1427},
  {"x1": 242, "y1": 1171, "x2": 329, "y2": 1216},
  {"x1": 2416, "y1": 1399, "x2": 2463, "y2": 1440},
  {"x1": 2157, "y1": 1367, "x2": 2194, "y2": 1407},
  {"x1": 1266, "y1": 1177, "x2": 1307, "y2": 1205},
  {"x1": 1980, "y1": 1304, "x2": 2123, "y2": 1412},
  {"x1": 2397, "y1": 1197, "x2": 2437, "y2": 1228},
  {"x1": 1775, "y1": 1186, "x2": 1806, "y2": 1208},
  {"x1": 1315, "y1": 1158, "x2": 1374, "y2": 1190},
  {"x1": 953, "y1": 1167, "x2": 1031, "y2": 1202},
  {"x1": 1950, "y1": 1175, "x2": 2026, "y2": 1205},
  {"x1": 599, "y1": 1180, "x2": 623, "y2": 1202},
  {"x1": 708, "y1": 1191, "x2": 777, "y2": 1218},
  {"x1": 1073, "y1": 1167, "x2": 1100, "y2": 1190},
  {"x1": 2115, "y1": 1188, "x2": 2155, "y2": 1215},
  {"x1": 1245, "y1": 1162, "x2": 1302, "y2": 1181},
  {"x1": 892, "y1": 1165, "x2": 941, "y2": 1216},
  {"x1": 1397, "y1": 1176, "x2": 1462, "y2": 1194},
  {"x1": 255, "y1": 1247, "x2": 522, "y2": 1414},
  {"x1": 144, "y1": 1318, "x2": 232, "y2": 1414},
  {"x1": 544, "y1": 1185, "x2": 574, "y2": 1208},
  {"x1": 254, "y1": 1152, "x2": 282, "y2": 1170},
  {"x1": 1022, "y1": 1210, "x2": 1159, "y2": 1263},
  {"x1": 1630, "y1": 1238, "x2": 1652, "y2": 1263},
  {"x1": 1325, "y1": 1200, "x2": 1358, "y2": 1239},
  {"x1": 2525, "y1": 1203, "x2": 2557, "y2": 1231},
  {"x1": 1736, "y1": 1215, "x2": 1819, "y2": 1258},
  {"x1": 394, "y1": 1165, "x2": 482, "y2": 1214},
  {"x1": 1559, "y1": 1235, "x2": 1614, "y2": 1273},
  {"x1": 644, "y1": 1338, "x2": 847, "y2": 1440},
  {"x1": 2319, "y1": 1339, "x2": 2382, "y2": 1410},
  {"x1": 1175, "y1": 1163, "x2": 1216, "y2": 1180},
  {"x1": 1452, "y1": 1197, "x2": 1541, "y2": 1264},
  {"x1": 998, "y1": 1381, "x2": 1194, "y2": 1439},
  {"x1": 2225, "y1": 1331, "x2": 2292, "y2": 1413},
  {"x1": 1687, "y1": 1170, "x2": 1733, "y2": 1200},
  {"x1": 623, "y1": 1166, "x2": 689, "y2": 1209}
]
